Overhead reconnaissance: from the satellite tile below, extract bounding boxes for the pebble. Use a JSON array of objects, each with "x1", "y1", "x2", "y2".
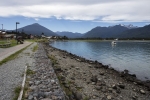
[
  {"x1": 28, "y1": 95, "x2": 34, "y2": 100},
  {"x1": 74, "y1": 92, "x2": 83, "y2": 100},
  {"x1": 95, "y1": 86, "x2": 102, "y2": 90},
  {"x1": 107, "y1": 95, "x2": 112, "y2": 100},
  {"x1": 112, "y1": 84, "x2": 117, "y2": 89},
  {"x1": 92, "y1": 95, "x2": 96, "y2": 99},
  {"x1": 140, "y1": 89, "x2": 146, "y2": 94},
  {"x1": 92, "y1": 82, "x2": 96, "y2": 85},
  {"x1": 132, "y1": 95, "x2": 137, "y2": 100}
]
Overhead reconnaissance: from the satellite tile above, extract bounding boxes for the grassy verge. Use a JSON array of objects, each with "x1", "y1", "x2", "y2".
[
  {"x1": 32, "y1": 44, "x2": 38, "y2": 52},
  {"x1": 10, "y1": 39, "x2": 18, "y2": 47},
  {"x1": 22, "y1": 67, "x2": 35, "y2": 100},
  {"x1": 0, "y1": 43, "x2": 32, "y2": 66},
  {"x1": 13, "y1": 86, "x2": 21, "y2": 100},
  {"x1": 0, "y1": 39, "x2": 18, "y2": 48}
]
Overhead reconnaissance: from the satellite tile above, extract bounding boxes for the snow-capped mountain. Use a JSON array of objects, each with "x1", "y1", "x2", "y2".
[
  {"x1": 109, "y1": 24, "x2": 138, "y2": 29},
  {"x1": 119, "y1": 24, "x2": 138, "y2": 29}
]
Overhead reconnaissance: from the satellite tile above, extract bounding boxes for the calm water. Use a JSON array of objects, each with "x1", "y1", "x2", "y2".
[{"x1": 51, "y1": 40, "x2": 150, "y2": 80}]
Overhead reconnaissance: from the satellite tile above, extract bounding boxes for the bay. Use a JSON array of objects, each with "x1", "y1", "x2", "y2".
[{"x1": 50, "y1": 40, "x2": 150, "y2": 80}]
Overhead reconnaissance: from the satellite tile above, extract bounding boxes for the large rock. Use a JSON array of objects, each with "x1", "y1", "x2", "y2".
[
  {"x1": 91, "y1": 75, "x2": 98, "y2": 83},
  {"x1": 73, "y1": 92, "x2": 82, "y2": 100},
  {"x1": 118, "y1": 84, "x2": 125, "y2": 89}
]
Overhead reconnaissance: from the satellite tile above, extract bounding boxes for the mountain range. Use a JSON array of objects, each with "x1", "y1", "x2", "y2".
[
  {"x1": 56, "y1": 31, "x2": 83, "y2": 38},
  {"x1": 83, "y1": 25, "x2": 129, "y2": 38},
  {"x1": 83, "y1": 24, "x2": 150, "y2": 39},
  {"x1": 9, "y1": 23, "x2": 150, "y2": 39},
  {"x1": 119, "y1": 24, "x2": 150, "y2": 38}
]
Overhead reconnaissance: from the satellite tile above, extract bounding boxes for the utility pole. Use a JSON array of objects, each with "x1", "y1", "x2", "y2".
[{"x1": 16, "y1": 22, "x2": 20, "y2": 38}]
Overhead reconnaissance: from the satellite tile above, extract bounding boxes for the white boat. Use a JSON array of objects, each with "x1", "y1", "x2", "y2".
[
  {"x1": 115, "y1": 38, "x2": 118, "y2": 41},
  {"x1": 111, "y1": 41, "x2": 117, "y2": 45}
]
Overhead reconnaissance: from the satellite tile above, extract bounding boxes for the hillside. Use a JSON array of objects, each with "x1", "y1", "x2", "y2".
[
  {"x1": 119, "y1": 24, "x2": 150, "y2": 38},
  {"x1": 83, "y1": 25, "x2": 129, "y2": 38},
  {"x1": 17, "y1": 23, "x2": 58, "y2": 36},
  {"x1": 56, "y1": 31, "x2": 83, "y2": 38}
]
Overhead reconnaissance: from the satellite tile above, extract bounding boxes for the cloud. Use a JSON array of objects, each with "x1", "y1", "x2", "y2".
[
  {"x1": 0, "y1": 0, "x2": 150, "y2": 22},
  {"x1": 34, "y1": 18, "x2": 39, "y2": 21},
  {"x1": 0, "y1": 0, "x2": 125, "y2": 6}
]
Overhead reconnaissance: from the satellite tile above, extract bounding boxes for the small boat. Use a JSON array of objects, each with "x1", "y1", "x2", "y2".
[
  {"x1": 115, "y1": 38, "x2": 118, "y2": 41},
  {"x1": 111, "y1": 41, "x2": 117, "y2": 45}
]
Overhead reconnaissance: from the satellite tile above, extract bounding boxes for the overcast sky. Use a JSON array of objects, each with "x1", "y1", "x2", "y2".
[{"x1": 0, "y1": 0, "x2": 150, "y2": 33}]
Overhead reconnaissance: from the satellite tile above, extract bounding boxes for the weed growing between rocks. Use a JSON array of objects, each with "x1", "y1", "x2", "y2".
[
  {"x1": 83, "y1": 96, "x2": 90, "y2": 100},
  {"x1": 32, "y1": 45, "x2": 38, "y2": 52},
  {"x1": 22, "y1": 68, "x2": 35, "y2": 100},
  {"x1": 13, "y1": 86, "x2": 21, "y2": 100},
  {"x1": 22, "y1": 81, "x2": 29, "y2": 100},
  {"x1": 48, "y1": 54, "x2": 58, "y2": 66},
  {"x1": 26, "y1": 68, "x2": 35, "y2": 75},
  {"x1": 48, "y1": 54, "x2": 76, "y2": 99}
]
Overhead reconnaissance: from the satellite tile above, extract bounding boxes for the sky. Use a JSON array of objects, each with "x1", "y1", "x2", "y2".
[{"x1": 0, "y1": 0, "x2": 150, "y2": 33}]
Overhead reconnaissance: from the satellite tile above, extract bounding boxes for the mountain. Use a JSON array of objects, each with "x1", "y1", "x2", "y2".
[
  {"x1": 83, "y1": 25, "x2": 129, "y2": 38},
  {"x1": 120, "y1": 24, "x2": 138, "y2": 29},
  {"x1": 56, "y1": 31, "x2": 83, "y2": 38},
  {"x1": 16, "y1": 23, "x2": 58, "y2": 36},
  {"x1": 119, "y1": 24, "x2": 150, "y2": 38},
  {"x1": 109, "y1": 24, "x2": 138, "y2": 29}
]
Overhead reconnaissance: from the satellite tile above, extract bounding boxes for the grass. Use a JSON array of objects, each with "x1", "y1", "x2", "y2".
[
  {"x1": 83, "y1": 96, "x2": 90, "y2": 100},
  {"x1": 32, "y1": 44, "x2": 38, "y2": 52},
  {"x1": 22, "y1": 68, "x2": 35, "y2": 100},
  {"x1": 26, "y1": 68, "x2": 35, "y2": 75},
  {"x1": 22, "y1": 85, "x2": 28, "y2": 100},
  {"x1": 0, "y1": 43, "x2": 32, "y2": 66},
  {"x1": 0, "y1": 39, "x2": 18, "y2": 48},
  {"x1": 13, "y1": 86, "x2": 21, "y2": 100},
  {"x1": 10, "y1": 39, "x2": 18, "y2": 47},
  {"x1": 48, "y1": 54, "x2": 58, "y2": 66}
]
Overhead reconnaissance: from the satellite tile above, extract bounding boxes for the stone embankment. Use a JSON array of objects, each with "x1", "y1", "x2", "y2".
[
  {"x1": 43, "y1": 42, "x2": 150, "y2": 100},
  {"x1": 26, "y1": 43, "x2": 66, "y2": 100}
]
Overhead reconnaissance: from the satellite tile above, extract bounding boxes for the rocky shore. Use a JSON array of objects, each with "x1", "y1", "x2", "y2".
[{"x1": 43, "y1": 42, "x2": 150, "y2": 100}]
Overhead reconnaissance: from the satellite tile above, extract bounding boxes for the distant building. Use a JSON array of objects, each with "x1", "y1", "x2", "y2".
[
  {"x1": 0, "y1": 31, "x2": 15, "y2": 39},
  {"x1": 0, "y1": 31, "x2": 6, "y2": 39}
]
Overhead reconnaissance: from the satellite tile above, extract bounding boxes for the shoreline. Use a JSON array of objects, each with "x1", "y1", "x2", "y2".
[
  {"x1": 50, "y1": 40, "x2": 150, "y2": 81},
  {"x1": 44, "y1": 42, "x2": 150, "y2": 100}
]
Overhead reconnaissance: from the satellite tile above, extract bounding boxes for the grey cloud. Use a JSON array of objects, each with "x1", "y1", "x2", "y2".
[
  {"x1": 0, "y1": 0, "x2": 150, "y2": 22},
  {"x1": 0, "y1": 0, "x2": 130, "y2": 6}
]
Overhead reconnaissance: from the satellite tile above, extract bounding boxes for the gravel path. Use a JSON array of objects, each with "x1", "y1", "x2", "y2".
[
  {"x1": 0, "y1": 41, "x2": 32, "y2": 61},
  {"x1": 0, "y1": 42, "x2": 37, "y2": 100},
  {"x1": 0, "y1": 48, "x2": 5, "y2": 53}
]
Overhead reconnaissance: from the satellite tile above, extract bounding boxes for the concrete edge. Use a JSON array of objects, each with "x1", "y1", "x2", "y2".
[{"x1": 18, "y1": 66, "x2": 27, "y2": 100}]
